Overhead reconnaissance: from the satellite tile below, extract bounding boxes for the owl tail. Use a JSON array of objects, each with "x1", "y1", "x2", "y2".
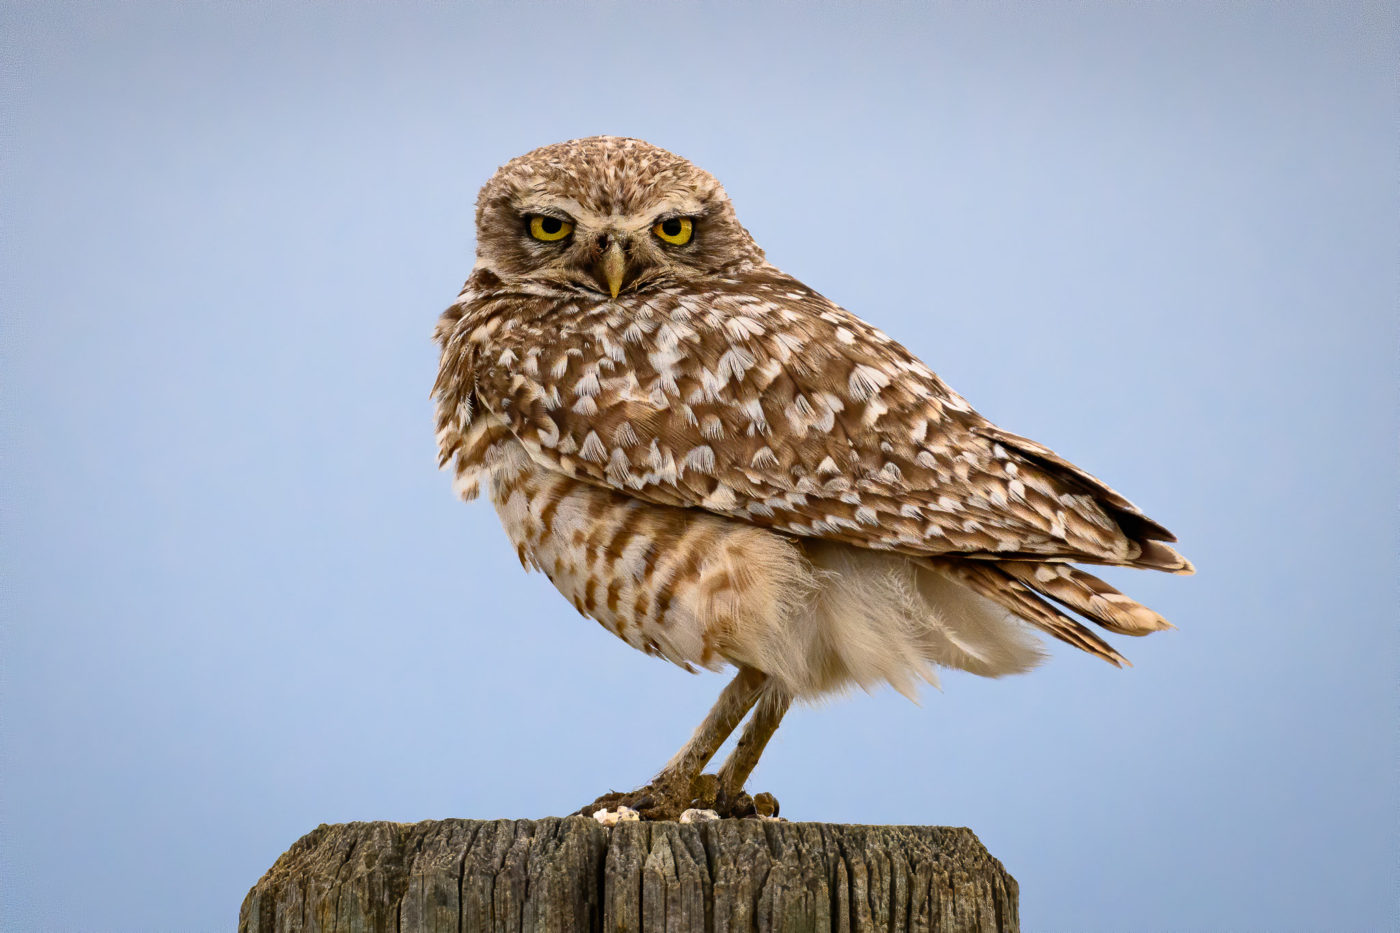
[
  {"x1": 931, "y1": 560, "x2": 1174, "y2": 667},
  {"x1": 996, "y1": 562, "x2": 1175, "y2": 637}
]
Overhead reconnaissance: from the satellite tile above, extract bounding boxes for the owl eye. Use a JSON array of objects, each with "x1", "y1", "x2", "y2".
[
  {"x1": 653, "y1": 216, "x2": 693, "y2": 245},
  {"x1": 528, "y1": 215, "x2": 574, "y2": 242}
]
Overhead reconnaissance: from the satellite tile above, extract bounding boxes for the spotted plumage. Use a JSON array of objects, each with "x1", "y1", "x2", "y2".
[{"x1": 433, "y1": 136, "x2": 1192, "y2": 818}]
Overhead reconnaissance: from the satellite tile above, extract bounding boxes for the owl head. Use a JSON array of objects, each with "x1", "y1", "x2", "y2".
[{"x1": 472, "y1": 136, "x2": 765, "y2": 298}]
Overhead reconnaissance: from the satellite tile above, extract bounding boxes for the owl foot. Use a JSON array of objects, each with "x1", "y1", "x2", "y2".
[
  {"x1": 578, "y1": 777, "x2": 699, "y2": 822},
  {"x1": 581, "y1": 770, "x2": 774, "y2": 822},
  {"x1": 578, "y1": 777, "x2": 780, "y2": 822}
]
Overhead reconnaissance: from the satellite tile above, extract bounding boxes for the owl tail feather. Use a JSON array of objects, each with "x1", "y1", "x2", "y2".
[
  {"x1": 996, "y1": 563, "x2": 1175, "y2": 637},
  {"x1": 931, "y1": 560, "x2": 1130, "y2": 667},
  {"x1": 1128, "y1": 540, "x2": 1196, "y2": 575}
]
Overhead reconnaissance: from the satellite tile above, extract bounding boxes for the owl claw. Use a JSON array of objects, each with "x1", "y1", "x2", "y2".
[{"x1": 713, "y1": 787, "x2": 781, "y2": 820}]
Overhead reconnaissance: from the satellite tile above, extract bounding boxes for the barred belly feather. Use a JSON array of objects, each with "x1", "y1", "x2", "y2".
[{"x1": 486, "y1": 437, "x2": 1042, "y2": 698}]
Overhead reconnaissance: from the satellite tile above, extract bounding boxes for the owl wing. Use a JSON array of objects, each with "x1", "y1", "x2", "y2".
[{"x1": 465, "y1": 267, "x2": 1191, "y2": 572}]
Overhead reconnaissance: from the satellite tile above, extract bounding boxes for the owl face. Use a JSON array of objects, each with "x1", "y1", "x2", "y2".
[{"x1": 473, "y1": 136, "x2": 765, "y2": 298}]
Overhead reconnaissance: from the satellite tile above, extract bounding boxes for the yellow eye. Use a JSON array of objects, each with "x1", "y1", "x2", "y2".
[
  {"x1": 529, "y1": 215, "x2": 573, "y2": 242},
  {"x1": 653, "y1": 216, "x2": 693, "y2": 245}
]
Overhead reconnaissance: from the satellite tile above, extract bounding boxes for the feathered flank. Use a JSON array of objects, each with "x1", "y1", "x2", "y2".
[
  {"x1": 477, "y1": 435, "x2": 1046, "y2": 699},
  {"x1": 774, "y1": 542, "x2": 1046, "y2": 699}
]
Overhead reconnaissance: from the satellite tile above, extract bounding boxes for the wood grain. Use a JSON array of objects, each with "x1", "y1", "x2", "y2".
[{"x1": 240, "y1": 817, "x2": 1018, "y2": 932}]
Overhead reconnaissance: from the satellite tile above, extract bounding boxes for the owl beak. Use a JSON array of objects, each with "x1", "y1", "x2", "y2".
[{"x1": 600, "y1": 238, "x2": 626, "y2": 299}]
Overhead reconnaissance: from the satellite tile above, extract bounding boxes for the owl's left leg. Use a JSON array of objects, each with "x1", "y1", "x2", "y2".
[
  {"x1": 712, "y1": 684, "x2": 792, "y2": 818},
  {"x1": 578, "y1": 666, "x2": 768, "y2": 820}
]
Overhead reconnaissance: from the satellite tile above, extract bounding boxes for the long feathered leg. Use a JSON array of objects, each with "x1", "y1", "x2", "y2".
[
  {"x1": 579, "y1": 665, "x2": 767, "y2": 819},
  {"x1": 656, "y1": 665, "x2": 769, "y2": 783},
  {"x1": 714, "y1": 684, "x2": 791, "y2": 816}
]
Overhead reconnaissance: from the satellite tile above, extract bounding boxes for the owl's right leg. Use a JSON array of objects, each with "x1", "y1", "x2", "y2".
[
  {"x1": 577, "y1": 665, "x2": 767, "y2": 821},
  {"x1": 712, "y1": 685, "x2": 791, "y2": 818}
]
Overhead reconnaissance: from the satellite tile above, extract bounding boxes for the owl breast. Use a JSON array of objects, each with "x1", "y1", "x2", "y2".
[{"x1": 485, "y1": 437, "x2": 811, "y2": 674}]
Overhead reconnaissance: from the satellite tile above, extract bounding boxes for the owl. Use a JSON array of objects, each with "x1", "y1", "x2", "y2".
[{"x1": 433, "y1": 136, "x2": 1192, "y2": 820}]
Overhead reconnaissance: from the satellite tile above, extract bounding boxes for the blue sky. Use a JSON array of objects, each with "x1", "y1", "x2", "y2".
[{"x1": 2, "y1": 2, "x2": 1396, "y2": 930}]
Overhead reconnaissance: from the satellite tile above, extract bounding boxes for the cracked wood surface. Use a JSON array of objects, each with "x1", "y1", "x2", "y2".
[{"x1": 239, "y1": 817, "x2": 1018, "y2": 932}]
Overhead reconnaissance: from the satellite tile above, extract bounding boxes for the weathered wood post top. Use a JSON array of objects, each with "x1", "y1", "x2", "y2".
[{"x1": 239, "y1": 816, "x2": 1018, "y2": 932}]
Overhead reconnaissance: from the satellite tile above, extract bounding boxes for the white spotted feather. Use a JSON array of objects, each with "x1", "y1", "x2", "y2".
[{"x1": 433, "y1": 135, "x2": 1193, "y2": 688}]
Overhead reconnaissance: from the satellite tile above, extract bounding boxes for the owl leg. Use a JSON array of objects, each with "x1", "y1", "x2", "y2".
[
  {"x1": 713, "y1": 684, "x2": 791, "y2": 818},
  {"x1": 578, "y1": 666, "x2": 767, "y2": 820}
]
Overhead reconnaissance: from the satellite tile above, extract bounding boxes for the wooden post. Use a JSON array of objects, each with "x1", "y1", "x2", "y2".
[{"x1": 239, "y1": 816, "x2": 1019, "y2": 932}]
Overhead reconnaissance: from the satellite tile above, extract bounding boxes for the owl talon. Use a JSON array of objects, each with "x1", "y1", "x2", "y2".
[
  {"x1": 712, "y1": 788, "x2": 781, "y2": 819},
  {"x1": 728, "y1": 791, "x2": 757, "y2": 818},
  {"x1": 689, "y1": 773, "x2": 720, "y2": 810}
]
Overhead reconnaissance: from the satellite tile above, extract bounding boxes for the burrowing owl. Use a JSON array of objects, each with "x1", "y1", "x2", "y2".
[{"x1": 433, "y1": 136, "x2": 1191, "y2": 820}]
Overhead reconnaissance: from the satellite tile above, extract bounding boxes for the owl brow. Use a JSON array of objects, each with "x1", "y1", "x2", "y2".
[
  {"x1": 651, "y1": 208, "x2": 706, "y2": 225},
  {"x1": 520, "y1": 207, "x2": 576, "y2": 223}
]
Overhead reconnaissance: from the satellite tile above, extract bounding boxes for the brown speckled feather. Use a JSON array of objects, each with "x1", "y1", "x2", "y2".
[
  {"x1": 441, "y1": 266, "x2": 1191, "y2": 571},
  {"x1": 434, "y1": 136, "x2": 1192, "y2": 674}
]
